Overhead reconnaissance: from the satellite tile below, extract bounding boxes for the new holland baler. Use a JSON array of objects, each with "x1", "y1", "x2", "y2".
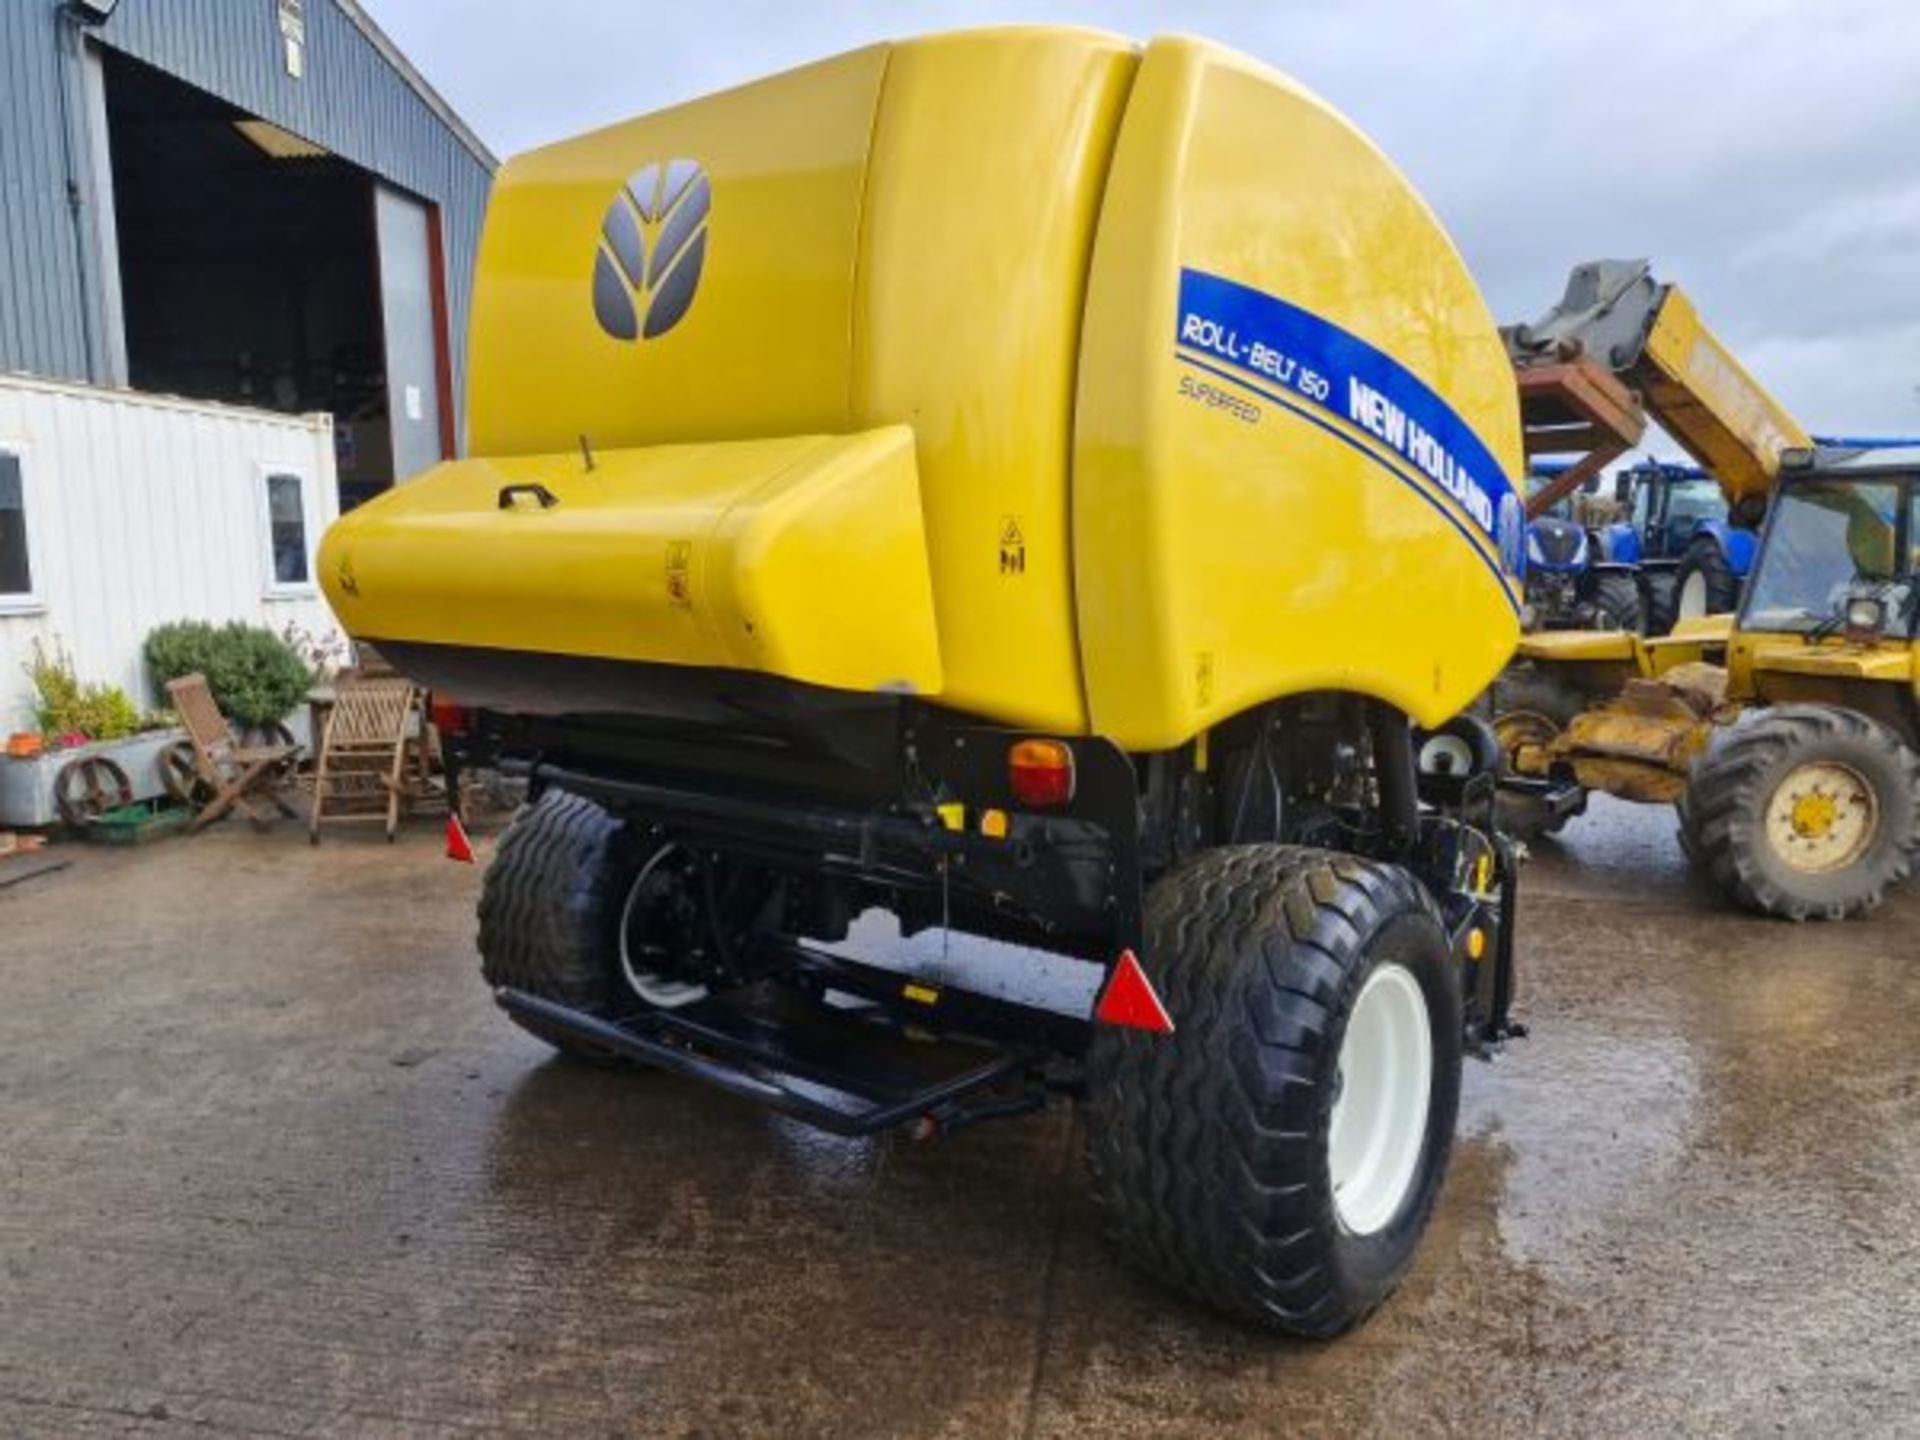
[{"x1": 320, "y1": 28, "x2": 1530, "y2": 1333}]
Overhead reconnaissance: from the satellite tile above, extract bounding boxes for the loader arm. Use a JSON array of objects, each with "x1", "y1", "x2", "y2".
[{"x1": 1506, "y1": 259, "x2": 1811, "y2": 518}]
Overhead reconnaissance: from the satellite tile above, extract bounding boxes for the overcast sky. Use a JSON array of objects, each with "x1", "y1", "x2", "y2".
[{"x1": 364, "y1": 0, "x2": 1920, "y2": 449}]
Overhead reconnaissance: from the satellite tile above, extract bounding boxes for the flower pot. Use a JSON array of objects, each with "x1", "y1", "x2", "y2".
[{"x1": 0, "y1": 730, "x2": 187, "y2": 829}]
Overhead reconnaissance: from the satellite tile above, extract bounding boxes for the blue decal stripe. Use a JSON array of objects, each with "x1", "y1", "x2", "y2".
[
  {"x1": 1175, "y1": 349, "x2": 1520, "y2": 613},
  {"x1": 1176, "y1": 269, "x2": 1517, "y2": 531},
  {"x1": 1178, "y1": 340, "x2": 1503, "y2": 566}
]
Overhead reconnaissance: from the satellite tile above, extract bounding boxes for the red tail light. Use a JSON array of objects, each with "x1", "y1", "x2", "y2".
[
  {"x1": 1008, "y1": 738, "x2": 1075, "y2": 807},
  {"x1": 428, "y1": 697, "x2": 475, "y2": 736}
]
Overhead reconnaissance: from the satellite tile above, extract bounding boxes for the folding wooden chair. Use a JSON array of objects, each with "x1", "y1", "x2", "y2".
[
  {"x1": 308, "y1": 676, "x2": 423, "y2": 843},
  {"x1": 165, "y1": 674, "x2": 301, "y2": 833}
]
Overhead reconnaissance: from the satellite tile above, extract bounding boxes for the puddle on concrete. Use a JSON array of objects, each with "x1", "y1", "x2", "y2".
[{"x1": 1463, "y1": 1025, "x2": 1700, "y2": 1277}]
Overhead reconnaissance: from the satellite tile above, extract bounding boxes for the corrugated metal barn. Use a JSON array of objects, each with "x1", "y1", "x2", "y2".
[
  {"x1": 0, "y1": 0, "x2": 496, "y2": 734},
  {"x1": 0, "y1": 0, "x2": 495, "y2": 496}
]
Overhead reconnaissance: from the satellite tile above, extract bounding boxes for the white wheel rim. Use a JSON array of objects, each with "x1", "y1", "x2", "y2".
[
  {"x1": 1418, "y1": 734, "x2": 1474, "y2": 777},
  {"x1": 1764, "y1": 761, "x2": 1878, "y2": 874},
  {"x1": 1328, "y1": 963, "x2": 1433, "y2": 1236},
  {"x1": 618, "y1": 846, "x2": 709, "y2": 1009},
  {"x1": 1678, "y1": 570, "x2": 1709, "y2": 619}
]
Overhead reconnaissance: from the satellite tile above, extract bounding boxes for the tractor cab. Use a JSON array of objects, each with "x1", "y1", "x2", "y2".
[
  {"x1": 1739, "y1": 450, "x2": 1919, "y2": 646},
  {"x1": 1614, "y1": 463, "x2": 1733, "y2": 564}
]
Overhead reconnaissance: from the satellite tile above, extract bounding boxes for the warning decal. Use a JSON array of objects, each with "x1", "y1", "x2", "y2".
[
  {"x1": 999, "y1": 516, "x2": 1026, "y2": 576},
  {"x1": 665, "y1": 540, "x2": 692, "y2": 608}
]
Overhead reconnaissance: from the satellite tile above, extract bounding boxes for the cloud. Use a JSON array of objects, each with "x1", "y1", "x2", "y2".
[{"x1": 365, "y1": 0, "x2": 1920, "y2": 442}]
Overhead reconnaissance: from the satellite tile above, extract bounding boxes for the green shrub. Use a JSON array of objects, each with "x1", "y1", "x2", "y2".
[
  {"x1": 142, "y1": 619, "x2": 221, "y2": 696},
  {"x1": 144, "y1": 620, "x2": 313, "y2": 728},
  {"x1": 25, "y1": 640, "x2": 144, "y2": 742}
]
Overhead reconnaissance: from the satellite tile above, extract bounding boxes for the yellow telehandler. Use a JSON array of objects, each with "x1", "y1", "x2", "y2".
[
  {"x1": 1496, "y1": 261, "x2": 1919, "y2": 920},
  {"x1": 319, "y1": 28, "x2": 1531, "y2": 1332}
]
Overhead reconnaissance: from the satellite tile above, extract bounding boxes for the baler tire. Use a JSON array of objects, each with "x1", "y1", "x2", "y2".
[
  {"x1": 477, "y1": 789, "x2": 645, "y2": 1062},
  {"x1": 1585, "y1": 571, "x2": 1643, "y2": 633},
  {"x1": 1085, "y1": 845, "x2": 1462, "y2": 1336},
  {"x1": 1675, "y1": 539, "x2": 1741, "y2": 621},
  {"x1": 1684, "y1": 706, "x2": 1920, "y2": 920}
]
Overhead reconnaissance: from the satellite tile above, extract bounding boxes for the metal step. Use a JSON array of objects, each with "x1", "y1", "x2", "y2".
[{"x1": 497, "y1": 982, "x2": 1039, "y2": 1137}]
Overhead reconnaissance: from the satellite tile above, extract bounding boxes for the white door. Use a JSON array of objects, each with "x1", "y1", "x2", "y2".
[{"x1": 374, "y1": 184, "x2": 447, "y2": 482}]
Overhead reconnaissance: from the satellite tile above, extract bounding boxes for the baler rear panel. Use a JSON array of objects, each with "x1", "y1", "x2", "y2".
[
  {"x1": 1073, "y1": 39, "x2": 1525, "y2": 748},
  {"x1": 321, "y1": 27, "x2": 1524, "y2": 752}
]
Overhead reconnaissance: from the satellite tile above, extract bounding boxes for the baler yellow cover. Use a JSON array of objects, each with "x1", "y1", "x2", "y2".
[
  {"x1": 320, "y1": 27, "x2": 1524, "y2": 750},
  {"x1": 325, "y1": 428, "x2": 940, "y2": 696}
]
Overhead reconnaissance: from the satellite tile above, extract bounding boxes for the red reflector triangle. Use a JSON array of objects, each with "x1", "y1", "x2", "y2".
[
  {"x1": 1094, "y1": 949, "x2": 1175, "y2": 1034},
  {"x1": 445, "y1": 813, "x2": 476, "y2": 864}
]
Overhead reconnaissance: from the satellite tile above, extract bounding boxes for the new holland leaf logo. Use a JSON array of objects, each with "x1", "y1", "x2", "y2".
[{"x1": 592, "y1": 158, "x2": 710, "y2": 342}]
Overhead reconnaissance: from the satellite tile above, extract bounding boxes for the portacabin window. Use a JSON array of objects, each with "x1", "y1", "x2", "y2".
[
  {"x1": 262, "y1": 469, "x2": 313, "y2": 593},
  {"x1": 0, "y1": 448, "x2": 35, "y2": 607}
]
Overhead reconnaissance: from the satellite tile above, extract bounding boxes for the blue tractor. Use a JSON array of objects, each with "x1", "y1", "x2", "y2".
[
  {"x1": 1524, "y1": 460, "x2": 1755, "y2": 635},
  {"x1": 1522, "y1": 483, "x2": 1645, "y2": 632},
  {"x1": 1598, "y1": 460, "x2": 1753, "y2": 634},
  {"x1": 1521, "y1": 460, "x2": 1725, "y2": 634}
]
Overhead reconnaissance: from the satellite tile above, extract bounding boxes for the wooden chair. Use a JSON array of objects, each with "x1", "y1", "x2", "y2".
[
  {"x1": 308, "y1": 676, "x2": 424, "y2": 843},
  {"x1": 165, "y1": 674, "x2": 301, "y2": 833}
]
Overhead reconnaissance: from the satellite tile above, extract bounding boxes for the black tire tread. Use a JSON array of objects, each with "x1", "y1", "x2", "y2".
[
  {"x1": 477, "y1": 790, "x2": 634, "y2": 1057},
  {"x1": 1585, "y1": 570, "x2": 1643, "y2": 633},
  {"x1": 1642, "y1": 570, "x2": 1679, "y2": 637},
  {"x1": 1085, "y1": 845, "x2": 1459, "y2": 1336},
  {"x1": 1675, "y1": 538, "x2": 1742, "y2": 619}
]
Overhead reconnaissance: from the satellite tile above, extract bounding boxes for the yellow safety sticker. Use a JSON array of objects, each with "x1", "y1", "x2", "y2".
[
  {"x1": 999, "y1": 515, "x2": 1026, "y2": 576},
  {"x1": 903, "y1": 983, "x2": 940, "y2": 1006}
]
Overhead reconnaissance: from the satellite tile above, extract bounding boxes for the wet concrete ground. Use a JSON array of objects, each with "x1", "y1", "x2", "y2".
[{"x1": 3, "y1": 798, "x2": 1917, "y2": 1437}]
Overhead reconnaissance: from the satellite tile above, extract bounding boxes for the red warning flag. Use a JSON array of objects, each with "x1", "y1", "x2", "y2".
[
  {"x1": 1093, "y1": 949, "x2": 1175, "y2": 1034},
  {"x1": 445, "y1": 813, "x2": 476, "y2": 864}
]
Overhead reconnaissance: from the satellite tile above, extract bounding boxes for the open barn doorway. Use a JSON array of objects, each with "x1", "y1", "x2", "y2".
[{"x1": 100, "y1": 49, "x2": 451, "y2": 507}]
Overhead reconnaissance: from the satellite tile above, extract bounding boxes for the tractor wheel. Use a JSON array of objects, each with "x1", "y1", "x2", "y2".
[
  {"x1": 1674, "y1": 539, "x2": 1741, "y2": 622},
  {"x1": 1585, "y1": 571, "x2": 1643, "y2": 633},
  {"x1": 1675, "y1": 787, "x2": 1700, "y2": 866},
  {"x1": 1486, "y1": 662, "x2": 1591, "y2": 839},
  {"x1": 1492, "y1": 710, "x2": 1577, "y2": 839},
  {"x1": 478, "y1": 791, "x2": 751, "y2": 1060},
  {"x1": 1682, "y1": 706, "x2": 1920, "y2": 920},
  {"x1": 1086, "y1": 846, "x2": 1462, "y2": 1335},
  {"x1": 1492, "y1": 660, "x2": 1588, "y2": 732},
  {"x1": 1642, "y1": 570, "x2": 1679, "y2": 637}
]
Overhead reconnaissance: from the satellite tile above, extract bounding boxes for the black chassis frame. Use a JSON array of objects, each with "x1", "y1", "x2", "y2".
[
  {"x1": 461, "y1": 699, "x2": 1147, "y2": 976},
  {"x1": 445, "y1": 669, "x2": 1521, "y2": 1055},
  {"x1": 407, "y1": 625, "x2": 1521, "y2": 1134}
]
